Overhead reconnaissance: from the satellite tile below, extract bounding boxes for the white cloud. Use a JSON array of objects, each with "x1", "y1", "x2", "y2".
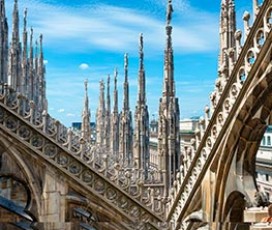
[
  {"x1": 67, "y1": 113, "x2": 76, "y2": 117},
  {"x1": 44, "y1": 60, "x2": 48, "y2": 65},
  {"x1": 58, "y1": 109, "x2": 65, "y2": 113},
  {"x1": 79, "y1": 63, "x2": 90, "y2": 70},
  {"x1": 9, "y1": 0, "x2": 218, "y2": 54}
]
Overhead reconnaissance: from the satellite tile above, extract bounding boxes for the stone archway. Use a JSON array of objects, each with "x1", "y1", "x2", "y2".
[
  {"x1": 223, "y1": 191, "x2": 246, "y2": 229},
  {"x1": 0, "y1": 175, "x2": 37, "y2": 229},
  {"x1": 212, "y1": 62, "x2": 272, "y2": 225},
  {"x1": 0, "y1": 137, "x2": 43, "y2": 224}
]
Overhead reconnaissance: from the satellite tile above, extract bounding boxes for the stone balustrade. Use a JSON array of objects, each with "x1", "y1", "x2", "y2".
[{"x1": 0, "y1": 88, "x2": 168, "y2": 229}]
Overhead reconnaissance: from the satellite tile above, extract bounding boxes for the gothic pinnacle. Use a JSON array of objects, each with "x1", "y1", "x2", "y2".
[
  {"x1": 99, "y1": 79, "x2": 105, "y2": 111},
  {"x1": 0, "y1": 0, "x2": 5, "y2": 18},
  {"x1": 39, "y1": 34, "x2": 44, "y2": 61},
  {"x1": 138, "y1": 33, "x2": 145, "y2": 105},
  {"x1": 114, "y1": 68, "x2": 118, "y2": 91},
  {"x1": 12, "y1": 0, "x2": 19, "y2": 42},
  {"x1": 123, "y1": 53, "x2": 129, "y2": 111},
  {"x1": 81, "y1": 79, "x2": 91, "y2": 141},
  {"x1": 40, "y1": 34, "x2": 43, "y2": 50},
  {"x1": 23, "y1": 9, "x2": 28, "y2": 53},
  {"x1": 124, "y1": 53, "x2": 128, "y2": 82},
  {"x1": 107, "y1": 74, "x2": 111, "y2": 114},
  {"x1": 107, "y1": 74, "x2": 110, "y2": 93},
  {"x1": 139, "y1": 33, "x2": 144, "y2": 70},
  {"x1": 10, "y1": 0, "x2": 20, "y2": 91},
  {"x1": 29, "y1": 27, "x2": 33, "y2": 59},
  {"x1": 84, "y1": 79, "x2": 89, "y2": 112},
  {"x1": 0, "y1": 0, "x2": 8, "y2": 85},
  {"x1": 163, "y1": 0, "x2": 174, "y2": 97},
  {"x1": 113, "y1": 68, "x2": 118, "y2": 114}
]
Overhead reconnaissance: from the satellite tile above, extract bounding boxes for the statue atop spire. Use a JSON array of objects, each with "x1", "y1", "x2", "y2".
[
  {"x1": 139, "y1": 33, "x2": 144, "y2": 71},
  {"x1": 166, "y1": 0, "x2": 173, "y2": 25}
]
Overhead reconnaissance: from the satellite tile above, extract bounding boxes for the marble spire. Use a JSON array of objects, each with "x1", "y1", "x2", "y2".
[
  {"x1": 119, "y1": 53, "x2": 133, "y2": 165},
  {"x1": 105, "y1": 74, "x2": 111, "y2": 150},
  {"x1": 81, "y1": 79, "x2": 91, "y2": 142},
  {"x1": 9, "y1": 0, "x2": 21, "y2": 91},
  {"x1": 0, "y1": 0, "x2": 8, "y2": 85},
  {"x1": 96, "y1": 80, "x2": 106, "y2": 147},
  {"x1": 134, "y1": 33, "x2": 150, "y2": 178},
  {"x1": 158, "y1": 0, "x2": 180, "y2": 196},
  {"x1": 111, "y1": 68, "x2": 119, "y2": 159}
]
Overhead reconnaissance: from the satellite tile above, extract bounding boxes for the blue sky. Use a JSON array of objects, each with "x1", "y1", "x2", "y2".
[{"x1": 5, "y1": 0, "x2": 252, "y2": 127}]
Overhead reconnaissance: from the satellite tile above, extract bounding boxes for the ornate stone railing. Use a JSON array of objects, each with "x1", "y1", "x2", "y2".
[
  {"x1": 0, "y1": 89, "x2": 167, "y2": 229},
  {"x1": 167, "y1": 1, "x2": 272, "y2": 229}
]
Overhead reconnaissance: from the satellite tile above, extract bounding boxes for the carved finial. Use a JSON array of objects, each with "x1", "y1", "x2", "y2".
[
  {"x1": 166, "y1": 0, "x2": 173, "y2": 25},
  {"x1": 253, "y1": 0, "x2": 259, "y2": 18},
  {"x1": 243, "y1": 11, "x2": 250, "y2": 42}
]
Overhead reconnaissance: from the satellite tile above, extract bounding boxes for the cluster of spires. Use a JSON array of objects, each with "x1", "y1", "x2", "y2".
[
  {"x1": 0, "y1": 0, "x2": 247, "y2": 195},
  {"x1": 0, "y1": 0, "x2": 47, "y2": 114},
  {"x1": 79, "y1": 0, "x2": 248, "y2": 193},
  {"x1": 81, "y1": 0, "x2": 180, "y2": 189}
]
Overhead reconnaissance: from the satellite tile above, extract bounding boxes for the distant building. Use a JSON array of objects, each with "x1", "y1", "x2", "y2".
[
  {"x1": 71, "y1": 122, "x2": 96, "y2": 143},
  {"x1": 256, "y1": 127, "x2": 272, "y2": 201}
]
